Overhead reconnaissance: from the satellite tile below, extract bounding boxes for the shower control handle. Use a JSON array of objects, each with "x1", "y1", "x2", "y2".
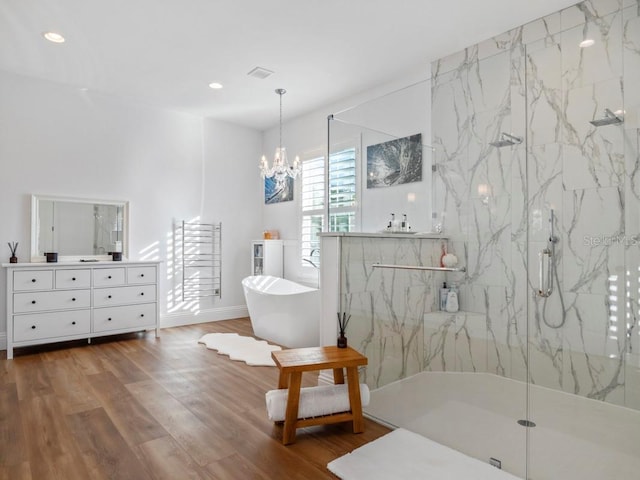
[{"x1": 538, "y1": 247, "x2": 553, "y2": 298}]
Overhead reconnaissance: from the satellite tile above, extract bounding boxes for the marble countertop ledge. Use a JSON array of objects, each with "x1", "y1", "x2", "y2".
[{"x1": 319, "y1": 231, "x2": 447, "y2": 239}]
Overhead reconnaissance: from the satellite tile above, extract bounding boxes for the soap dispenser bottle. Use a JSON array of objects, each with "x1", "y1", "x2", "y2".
[
  {"x1": 391, "y1": 213, "x2": 400, "y2": 232},
  {"x1": 446, "y1": 289, "x2": 459, "y2": 313},
  {"x1": 439, "y1": 282, "x2": 449, "y2": 311}
]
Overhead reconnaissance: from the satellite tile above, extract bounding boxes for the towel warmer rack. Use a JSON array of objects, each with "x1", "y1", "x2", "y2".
[{"x1": 181, "y1": 220, "x2": 222, "y2": 301}]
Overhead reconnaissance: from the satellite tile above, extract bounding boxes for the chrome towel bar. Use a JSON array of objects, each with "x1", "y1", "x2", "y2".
[{"x1": 371, "y1": 263, "x2": 466, "y2": 272}]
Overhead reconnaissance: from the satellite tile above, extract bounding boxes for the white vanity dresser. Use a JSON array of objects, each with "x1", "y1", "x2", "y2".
[{"x1": 3, "y1": 260, "x2": 160, "y2": 359}]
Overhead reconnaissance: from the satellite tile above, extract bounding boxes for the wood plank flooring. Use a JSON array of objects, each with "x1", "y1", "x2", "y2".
[{"x1": 0, "y1": 318, "x2": 390, "y2": 479}]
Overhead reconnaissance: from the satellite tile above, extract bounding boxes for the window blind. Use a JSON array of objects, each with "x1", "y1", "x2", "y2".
[{"x1": 300, "y1": 148, "x2": 356, "y2": 265}]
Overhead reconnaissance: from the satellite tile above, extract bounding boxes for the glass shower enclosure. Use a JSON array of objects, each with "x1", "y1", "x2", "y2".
[{"x1": 327, "y1": 1, "x2": 640, "y2": 478}]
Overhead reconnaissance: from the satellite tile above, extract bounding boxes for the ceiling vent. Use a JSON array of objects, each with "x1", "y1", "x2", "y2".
[{"x1": 247, "y1": 66, "x2": 275, "y2": 80}]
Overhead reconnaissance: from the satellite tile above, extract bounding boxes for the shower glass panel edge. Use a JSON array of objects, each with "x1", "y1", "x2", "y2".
[{"x1": 526, "y1": 3, "x2": 640, "y2": 479}]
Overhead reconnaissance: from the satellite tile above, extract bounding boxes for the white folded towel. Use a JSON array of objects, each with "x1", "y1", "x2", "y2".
[{"x1": 265, "y1": 383, "x2": 370, "y2": 422}]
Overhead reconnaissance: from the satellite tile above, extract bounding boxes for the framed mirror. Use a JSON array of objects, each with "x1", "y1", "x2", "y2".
[{"x1": 31, "y1": 195, "x2": 129, "y2": 262}]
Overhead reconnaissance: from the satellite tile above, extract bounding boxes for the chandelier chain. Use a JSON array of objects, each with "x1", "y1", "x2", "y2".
[{"x1": 279, "y1": 90, "x2": 283, "y2": 151}]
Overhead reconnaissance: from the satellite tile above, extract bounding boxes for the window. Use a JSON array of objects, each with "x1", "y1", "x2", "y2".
[{"x1": 301, "y1": 147, "x2": 357, "y2": 266}]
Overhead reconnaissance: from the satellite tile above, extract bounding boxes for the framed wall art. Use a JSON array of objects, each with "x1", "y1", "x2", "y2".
[{"x1": 366, "y1": 133, "x2": 422, "y2": 188}]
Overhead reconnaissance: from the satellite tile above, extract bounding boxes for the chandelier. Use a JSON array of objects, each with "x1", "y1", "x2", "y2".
[{"x1": 259, "y1": 88, "x2": 300, "y2": 182}]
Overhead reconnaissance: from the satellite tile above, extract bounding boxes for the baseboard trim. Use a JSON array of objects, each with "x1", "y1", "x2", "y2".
[
  {"x1": 0, "y1": 333, "x2": 6, "y2": 351},
  {"x1": 160, "y1": 305, "x2": 249, "y2": 329}
]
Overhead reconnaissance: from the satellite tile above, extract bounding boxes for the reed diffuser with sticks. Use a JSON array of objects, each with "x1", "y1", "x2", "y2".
[
  {"x1": 7, "y1": 242, "x2": 18, "y2": 263},
  {"x1": 337, "y1": 312, "x2": 351, "y2": 348}
]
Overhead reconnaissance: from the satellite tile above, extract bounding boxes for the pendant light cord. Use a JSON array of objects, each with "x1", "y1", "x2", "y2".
[
  {"x1": 279, "y1": 92, "x2": 282, "y2": 151},
  {"x1": 275, "y1": 88, "x2": 286, "y2": 154}
]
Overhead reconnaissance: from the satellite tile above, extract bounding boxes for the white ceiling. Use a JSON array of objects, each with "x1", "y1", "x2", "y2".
[{"x1": 0, "y1": 0, "x2": 580, "y2": 130}]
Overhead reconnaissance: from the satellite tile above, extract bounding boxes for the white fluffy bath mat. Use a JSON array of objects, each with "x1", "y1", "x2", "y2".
[
  {"x1": 198, "y1": 333, "x2": 281, "y2": 366},
  {"x1": 327, "y1": 428, "x2": 520, "y2": 480}
]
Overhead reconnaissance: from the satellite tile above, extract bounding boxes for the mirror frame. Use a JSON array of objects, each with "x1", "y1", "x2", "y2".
[{"x1": 30, "y1": 194, "x2": 129, "y2": 262}]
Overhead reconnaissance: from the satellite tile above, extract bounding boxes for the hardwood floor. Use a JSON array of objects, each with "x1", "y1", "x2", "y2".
[{"x1": 0, "y1": 318, "x2": 390, "y2": 479}]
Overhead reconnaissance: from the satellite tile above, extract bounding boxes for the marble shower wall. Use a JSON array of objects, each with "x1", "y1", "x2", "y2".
[
  {"x1": 341, "y1": 236, "x2": 444, "y2": 389},
  {"x1": 432, "y1": 0, "x2": 640, "y2": 410}
]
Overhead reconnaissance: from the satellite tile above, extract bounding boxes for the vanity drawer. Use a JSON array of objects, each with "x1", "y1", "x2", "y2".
[
  {"x1": 13, "y1": 270, "x2": 53, "y2": 291},
  {"x1": 93, "y1": 268, "x2": 126, "y2": 287},
  {"x1": 13, "y1": 289, "x2": 91, "y2": 313},
  {"x1": 127, "y1": 266, "x2": 156, "y2": 284},
  {"x1": 93, "y1": 303, "x2": 156, "y2": 333},
  {"x1": 93, "y1": 285, "x2": 156, "y2": 307},
  {"x1": 13, "y1": 310, "x2": 91, "y2": 342},
  {"x1": 55, "y1": 269, "x2": 91, "y2": 289}
]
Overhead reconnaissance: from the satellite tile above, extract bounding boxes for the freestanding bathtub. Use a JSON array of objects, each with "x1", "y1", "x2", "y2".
[{"x1": 241, "y1": 275, "x2": 320, "y2": 348}]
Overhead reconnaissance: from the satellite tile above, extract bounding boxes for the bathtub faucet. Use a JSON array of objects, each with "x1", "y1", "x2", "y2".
[
  {"x1": 305, "y1": 248, "x2": 320, "y2": 268},
  {"x1": 303, "y1": 258, "x2": 319, "y2": 269}
]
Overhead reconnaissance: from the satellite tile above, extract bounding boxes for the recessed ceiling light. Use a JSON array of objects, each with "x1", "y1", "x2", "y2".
[
  {"x1": 208, "y1": 82, "x2": 223, "y2": 89},
  {"x1": 43, "y1": 31, "x2": 65, "y2": 43},
  {"x1": 579, "y1": 39, "x2": 595, "y2": 48}
]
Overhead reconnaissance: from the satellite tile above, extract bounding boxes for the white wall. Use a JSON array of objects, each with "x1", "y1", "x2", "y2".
[
  {"x1": 198, "y1": 118, "x2": 264, "y2": 315},
  {"x1": 260, "y1": 67, "x2": 432, "y2": 285},
  {"x1": 0, "y1": 70, "x2": 262, "y2": 346}
]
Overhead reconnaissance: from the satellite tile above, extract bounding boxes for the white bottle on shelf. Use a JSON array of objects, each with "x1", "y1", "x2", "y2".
[
  {"x1": 446, "y1": 290, "x2": 459, "y2": 313},
  {"x1": 391, "y1": 213, "x2": 400, "y2": 232}
]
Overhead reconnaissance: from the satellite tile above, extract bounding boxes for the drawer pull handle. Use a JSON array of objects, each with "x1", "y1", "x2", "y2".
[
  {"x1": 72, "y1": 321, "x2": 76, "y2": 325},
  {"x1": 31, "y1": 279, "x2": 36, "y2": 283},
  {"x1": 108, "y1": 295, "x2": 112, "y2": 299},
  {"x1": 108, "y1": 317, "x2": 112, "y2": 321},
  {"x1": 140, "y1": 292, "x2": 144, "y2": 296},
  {"x1": 31, "y1": 325, "x2": 36, "y2": 329},
  {"x1": 140, "y1": 274, "x2": 145, "y2": 277},
  {"x1": 140, "y1": 314, "x2": 144, "y2": 317},
  {"x1": 31, "y1": 300, "x2": 36, "y2": 304},
  {"x1": 72, "y1": 298, "x2": 76, "y2": 302},
  {"x1": 72, "y1": 277, "x2": 76, "y2": 281}
]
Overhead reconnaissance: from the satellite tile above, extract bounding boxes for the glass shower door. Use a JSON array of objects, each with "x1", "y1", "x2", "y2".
[{"x1": 525, "y1": 3, "x2": 640, "y2": 479}]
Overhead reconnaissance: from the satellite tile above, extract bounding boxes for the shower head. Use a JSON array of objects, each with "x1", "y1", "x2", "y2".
[
  {"x1": 589, "y1": 108, "x2": 623, "y2": 127},
  {"x1": 490, "y1": 132, "x2": 523, "y2": 148}
]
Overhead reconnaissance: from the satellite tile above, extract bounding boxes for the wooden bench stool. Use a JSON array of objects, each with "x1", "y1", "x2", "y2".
[{"x1": 270, "y1": 346, "x2": 368, "y2": 445}]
